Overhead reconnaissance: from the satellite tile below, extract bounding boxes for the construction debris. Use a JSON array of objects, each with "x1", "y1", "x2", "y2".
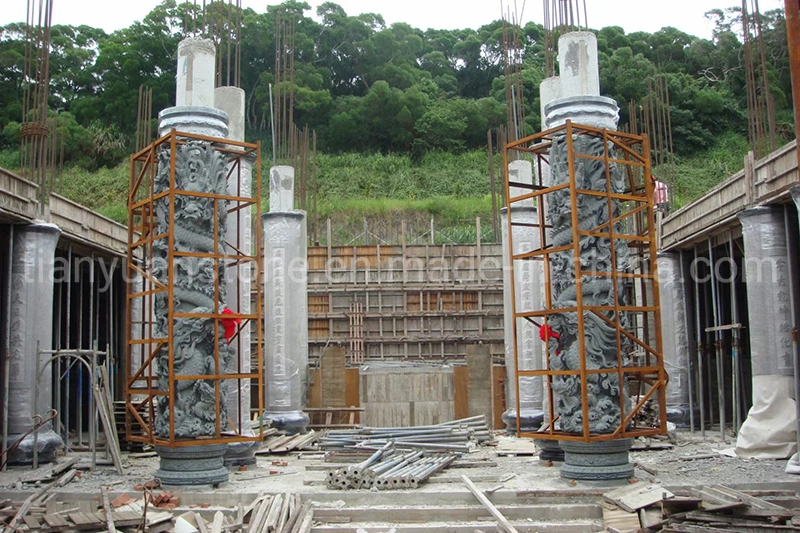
[
  {"x1": 0, "y1": 489, "x2": 313, "y2": 533},
  {"x1": 256, "y1": 430, "x2": 319, "y2": 455},
  {"x1": 318, "y1": 415, "x2": 492, "y2": 452},
  {"x1": 603, "y1": 483, "x2": 800, "y2": 532}
]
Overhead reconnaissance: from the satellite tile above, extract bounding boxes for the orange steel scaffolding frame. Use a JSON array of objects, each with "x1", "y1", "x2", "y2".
[
  {"x1": 125, "y1": 129, "x2": 264, "y2": 447},
  {"x1": 504, "y1": 121, "x2": 667, "y2": 443}
]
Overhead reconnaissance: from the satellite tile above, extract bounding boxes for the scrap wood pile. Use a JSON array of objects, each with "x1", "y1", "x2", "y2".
[
  {"x1": 325, "y1": 442, "x2": 457, "y2": 490},
  {"x1": 603, "y1": 482, "x2": 800, "y2": 532},
  {"x1": 318, "y1": 415, "x2": 492, "y2": 453},
  {"x1": 0, "y1": 489, "x2": 312, "y2": 533},
  {"x1": 244, "y1": 492, "x2": 313, "y2": 533},
  {"x1": 257, "y1": 429, "x2": 319, "y2": 455}
]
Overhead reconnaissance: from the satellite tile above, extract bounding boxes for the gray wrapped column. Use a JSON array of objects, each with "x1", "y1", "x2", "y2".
[
  {"x1": 501, "y1": 161, "x2": 544, "y2": 432},
  {"x1": 215, "y1": 86, "x2": 257, "y2": 465},
  {"x1": 5, "y1": 223, "x2": 63, "y2": 464},
  {"x1": 261, "y1": 165, "x2": 310, "y2": 434},
  {"x1": 657, "y1": 253, "x2": 691, "y2": 426},
  {"x1": 735, "y1": 206, "x2": 797, "y2": 458}
]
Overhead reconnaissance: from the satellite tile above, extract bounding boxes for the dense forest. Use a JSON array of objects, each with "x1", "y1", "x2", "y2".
[{"x1": 0, "y1": 1, "x2": 795, "y2": 231}]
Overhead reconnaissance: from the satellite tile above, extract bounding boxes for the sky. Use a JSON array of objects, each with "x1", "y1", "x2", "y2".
[{"x1": 0, "y1": 0, "x2": 787, "y2": 39}]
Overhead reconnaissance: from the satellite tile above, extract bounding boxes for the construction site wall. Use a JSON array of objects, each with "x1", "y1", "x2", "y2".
[{"x1": 304, "y1": 242, "x2": 505, "y2": 365}]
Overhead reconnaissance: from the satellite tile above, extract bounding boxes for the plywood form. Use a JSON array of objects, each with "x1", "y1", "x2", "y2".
[{"x1": 360, "y1": 367, "x2": 455, "y2": 427}]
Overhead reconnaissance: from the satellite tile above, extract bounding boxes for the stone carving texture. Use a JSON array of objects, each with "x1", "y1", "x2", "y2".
[
  {"x1": 152, "y1": 141, "x2": 231, "y2": 438},
  {"x1": 545, "y1": 134, "x2": 630, "y2": 433}
]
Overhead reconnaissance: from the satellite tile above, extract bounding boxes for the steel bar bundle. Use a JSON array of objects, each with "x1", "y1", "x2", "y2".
[
  {"x1": 318, "y1": 415, "x2": 492, "y2": 451},
  {"x1": 325, "y1": 444, "x2": 458, "y2": 490}
]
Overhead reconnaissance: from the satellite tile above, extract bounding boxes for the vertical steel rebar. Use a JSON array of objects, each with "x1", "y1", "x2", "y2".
[{"x1": 693, "y1": 246, "x2": 706, "y2": 437}]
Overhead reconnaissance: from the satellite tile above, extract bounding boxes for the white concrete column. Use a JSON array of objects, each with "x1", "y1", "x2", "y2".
[
  {"x1": 270, "y1": 165, "x2": 296, "y2": 212},
  {"x1": 539, "y1": 76, "x2": 561, "y2": 131},
  {"x1": 501, "y1": 202, "x2": 544, "y2": 431},
  {"x1": 5, "y1": 222, "x2": 63, "y2": 464},
  {"x1": 215, "y1": 86, "x2": 257, "y2": 464},
  {"x1": 735, "y1": 207, "x2": 797, "y2": 458},
  {"x1": 262, "y1": 166, "x2": 309, "y2": 434},
  {"x1": 557, "y1": 31, "x2": 600, "y2": 98},
  {"x1": 657, "y1": 252, "x2": 691, "y2": 425},
  {"x1": 176, "y1": 38, "x2": 216, "y2": 107}
]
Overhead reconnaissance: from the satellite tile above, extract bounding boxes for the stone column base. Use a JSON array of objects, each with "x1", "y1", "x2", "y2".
[
  {"x1": 223, "y1": 440, "x2": 258, "y2": 467},
  {"x1": 535, "y1": 439, "x2": 565, "y2": 462},
  {"x1": 262, "y1": 410, "x2": 309, "y2": 435},
  {"x1": 5, "y1": 429, "x2": 63, "y2": 465},
  {"x1": 155, "y1": 444, "x2": 229, "y2": 486},
  {"x1": 501, "y1": 408, "x2": 544, "y2": 434},
  {"x1": 559, "y1": 438, "x2": 634, "y2": 480}
]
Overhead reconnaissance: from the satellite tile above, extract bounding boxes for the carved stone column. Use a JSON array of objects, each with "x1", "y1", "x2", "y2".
[
  {"x1": 5, "y1": 223, "x2": 63, "y2": 464},
  {"x1": 542, "y1": 30, "x2": 634, "y2": 480},
  {"x1": 149, "y1": 36, "x2": 232, "y2": 485},
  {"x1": 261, "y1": 166, "x2": 310, "y2": 434}
]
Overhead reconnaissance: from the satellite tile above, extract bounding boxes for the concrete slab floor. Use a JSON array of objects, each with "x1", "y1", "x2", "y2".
[{"x1": 1, "y1": 431, "x2": 799, "y2": 531}]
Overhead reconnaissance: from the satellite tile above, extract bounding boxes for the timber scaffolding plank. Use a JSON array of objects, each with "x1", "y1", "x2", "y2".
[
  {"x1": 661, "y1": 140, "x2": 798, "y2": 251},
  {"x1": 250, "y1": 242, "x2": 506, "y2": 365}
]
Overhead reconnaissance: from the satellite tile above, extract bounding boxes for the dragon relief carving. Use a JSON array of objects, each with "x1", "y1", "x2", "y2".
[
  {"x1": 544, "y1": 134, "x2": 631, "y2": 434},
  {"x1": 152, "y1": 141, "x2": 231, "y2": 438}
]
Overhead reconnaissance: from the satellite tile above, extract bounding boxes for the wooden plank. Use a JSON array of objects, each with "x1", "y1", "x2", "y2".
[
  {"x1": 101, "y1": 487, "x2": 116, "y2": 533},
  {"x1": 466, "y1": 344, "x2": 493, "y2": 427},
  {"x1": 94, "y1": 383, "x2": 124, "y2": 475},
  {"x1": 602, "y1": 505, "x2": 640, "y2": 533},
  {"x1": 307, "y1": 367, "x2": 322, "y2": 409},
  {"x1": 460, "y1": 474, "x2": 519, "y2": 533},
  {"x1": 22, "y1": 515, "x2": 42, "y2": 529},
  {"x1": 211, "y1": 511, "x2": 224, "y2": 533},
  {"x1": 321, "y1": 346, "x2": 346, "y2": 409},
  {"x1": 345, "y1": 368, "x2": 360, "y2": 424},
  {"x1": 43, "y1": 514, "x2": 70, "y2": 528},
  {"x1": 453, "y1": 366, "x2": 469, "y2": 420},
  {"x1": 492, "y1": 365, "x2": 506, "y2": 430},
  {"x1": 194, "y1": 511, "x2": 209, "y2": 533},
  {"x1": 604, "y1": 482, "x2": 673, "y2": 513}
]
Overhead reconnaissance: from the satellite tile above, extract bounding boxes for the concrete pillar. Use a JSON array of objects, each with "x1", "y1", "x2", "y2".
[
  {"x1": 176, "y1": 38, "x2": 216, "y2": 108},
  {"x1": 557, "y1": 31, "x2": 600, "y2": 98},
  {"x1": 501, "y1": 162, "x2": 544, "y2": 432},
  {"x1": 657, "y1": 253, "x2": 692, "y2": 426},
  {"x1": 5, "y1": 222, "x2": 63, "y2": 464},
  {"x1": 539, "y1": 77, "x2": 561, "y2": 131},
  {"x1": 215, "y1": 86, "x2": 257, "y2": 465},
  {"x1": 262, "y1": 165, "x2": 310, "y2": 434},
  {"x1": 736, "y1": 206, "x2": 797, "y2": 458}
]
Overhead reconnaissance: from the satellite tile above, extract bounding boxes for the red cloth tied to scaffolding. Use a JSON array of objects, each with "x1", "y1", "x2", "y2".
[
  {"x1": 540, "y1": 324, "x2": 562, "y2": 355},
  {"x1": 221, "y1": 307, "x2": 241, "y2": 344}
]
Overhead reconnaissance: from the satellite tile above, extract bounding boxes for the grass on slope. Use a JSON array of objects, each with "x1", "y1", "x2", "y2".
[{"x1": 1, "y1": 133, "x2": 753, "y2": 243}]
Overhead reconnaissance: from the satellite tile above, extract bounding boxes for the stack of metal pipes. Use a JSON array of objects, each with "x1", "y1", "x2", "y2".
[
  {"x1": 325, "y1": 443, "x2": 458, "y2": 490},
  {"x1": 319, "y1": 415, "x2": 492, "y2": 453}
]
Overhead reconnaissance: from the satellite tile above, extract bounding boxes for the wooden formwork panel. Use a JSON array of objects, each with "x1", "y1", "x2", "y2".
[{"x1": 360, "y1": 368, "x2": 454, "y2": 427}]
